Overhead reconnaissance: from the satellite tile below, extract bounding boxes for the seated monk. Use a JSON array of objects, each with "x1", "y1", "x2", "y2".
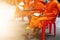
[
  {"x1": 29, "y1": 0, "x2": 60, "y2": 37},
  {"x1": 15, "y1": 0, "x2": 34, "y2": 21},
  {"x1": 24, "y1": 0, "x2": 34, "y2": 22},
  {"x1": 28, "y1": 0, "x2": 47, "y2": 36},
  {"x1": 14, "y1": 0, "x2": 25, "y2": 21},
  {"x1": 30, "y1": 0, "x2": 46, "y2": 29}
]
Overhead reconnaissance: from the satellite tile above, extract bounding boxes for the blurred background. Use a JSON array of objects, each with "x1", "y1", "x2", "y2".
[{"x1": 0, "y1": 0, "x2": 60, "y2": 40}]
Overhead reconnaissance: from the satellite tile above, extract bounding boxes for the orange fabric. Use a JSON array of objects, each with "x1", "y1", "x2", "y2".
[
  {"x1": 57, "y1": 4, "x2": 60, "y2": 12},
  {"x1": 30, "y1": 0, "x2": 46, "y2": 29},
  {"x1": 24, "y1": 0, "x2": 30, "y2": 10},
  {"x1": 6, "y1": 0, "x2": 16, "y2": 5},
  {"x1": 30, "y1": 0, "x2": 60, "y2": 29},
  {"x1": 17, "y1": 0, "x2": 24, "y2": 4},
  {"x1": 34, "y1": 0, "x2": 46, "y2": 12},
  {"x1": 44, "y1": 1, "x2": 59, "y2": 22},
  {"x1": 14, "y1": 0, "x2": 24, "y2": 18},
  {"x1": 24, "y1": 0, "x2": 34, "y2": 16},
  {"x1": 45, "y1": 1, "x2": 59, "y2": 16},
  {"x1": 14, "y1": 0, "x2": 30, "y2": 18},
  {"x1": 30, "y1": 16, "x2": 49, "y2": 29},
  {"x1": 15, "y1": 7, "x2": 24, "y2": 17}
]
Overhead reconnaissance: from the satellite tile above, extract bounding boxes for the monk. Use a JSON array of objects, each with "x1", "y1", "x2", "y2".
[
  {"x1": 30, "y1": 0, "x2": 46, "y2": 29},
  {"x1": 29, "y1": 0, "x2": 60, "y2": 37},
  {"x1": 24, "y1": 0, "x2": 34, "y2": 22},
  {"x1": 29, "y1": 0, "x2": 47, "y2": 37},
  {"x1": 15, "y1": 0, "x2": 34, "y2": 21},
  {"x1": 14, "y1": 0, "x2": 25, "y2": 21}
]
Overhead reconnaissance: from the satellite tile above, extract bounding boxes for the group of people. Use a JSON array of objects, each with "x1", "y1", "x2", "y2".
[
  {"x1": 6, "y1": 0, "x2": 60, "y2": 32},
  {"x1": 13, "y1": 0, "x2": 60, "y2": 30},
  {"x1": 5, "y1": 0, "x2": 60, "y2": 39},
  {"x1": 27, "y1": 0, "x2": 60, "y2": 37},
  {"x1": 30, "y1": 0, "x2": 60, "y2": 29},
  {"x1": 13, "y1": 0, "x2": 33, "y2": 21}
]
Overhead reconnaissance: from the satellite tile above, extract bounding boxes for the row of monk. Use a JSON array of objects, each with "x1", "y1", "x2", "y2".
[
  {"x1": 5, "y1": 0, "x2": 60, "y2": 40},
  {"x1": 9, "y1": 0, "x2": 60, "y2": 30}
]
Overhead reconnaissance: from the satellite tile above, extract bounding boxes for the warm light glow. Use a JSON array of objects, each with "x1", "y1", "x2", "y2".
[
  {"x1": 0, "y1": 2, "x2": 16, "y2": 36},
  {"x1": 0, "y1": 2, "x2": 16, "y2": 21}
]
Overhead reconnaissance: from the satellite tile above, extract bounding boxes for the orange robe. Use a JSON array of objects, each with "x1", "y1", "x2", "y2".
[
  {"x1": 15, "y1": 7, "x2": 24, "y2": 17},
  {"x1": 43, "y1": 1, "x2": 59, "y2": 22},
  {"x1": 14, "y1": 0, "x2": 25, "y2": 18},
  {"x1": 24, "y1": 0, "x2": 34, "y2": 16},
  {"x1": 30, "y1": 0, "x2": 46, "y2": 29},
  {"x1": 15, "y1": 0, "x2": 34, "y2": 17},
  {"x1": 30, "y1": 0, "x2": 60, "y2": 29},
  {"x1": 57, "y1": 3, "x2": 60, "y2": 12},
  {"x1": 6, "y1": 0, "x2": 16, "y2": 5}
]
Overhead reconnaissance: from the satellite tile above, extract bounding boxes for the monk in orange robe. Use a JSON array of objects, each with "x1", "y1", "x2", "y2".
[
  {"x1": 14, "y1": 0, "x2": 25, "y2": 21},
  {"x1": 30, "y1": 0, "x2": 46, "y2": 29},
  {"x1": 30, "y1": 0, "x2": 60, "y2": 29},
  {"x1": 15, "y1": 0, "x2": 34, "y2": 21},
  {"x1": 24, "y1": 0, "x2": 34, "y2": 22}
]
